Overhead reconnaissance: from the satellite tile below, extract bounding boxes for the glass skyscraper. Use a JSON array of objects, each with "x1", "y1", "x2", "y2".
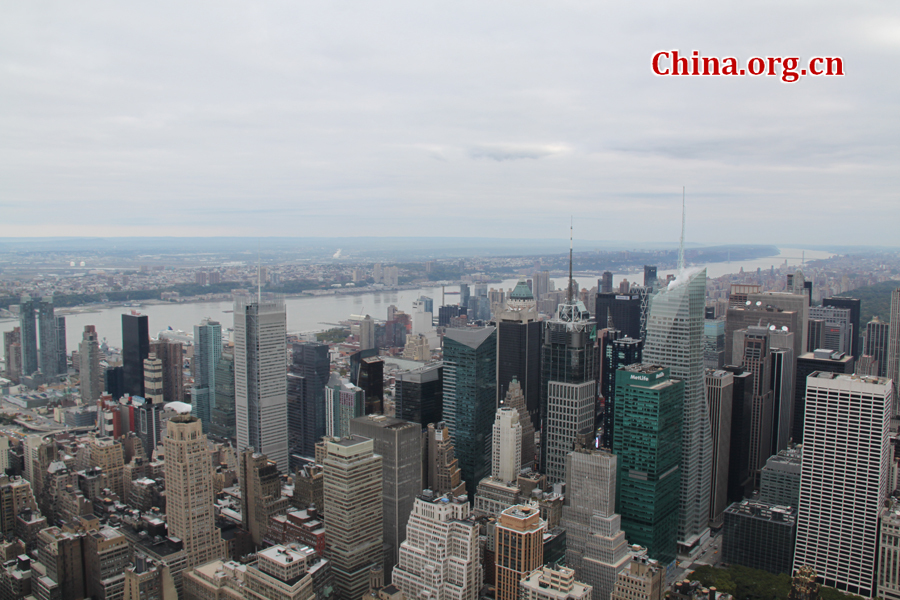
[
  {"x1": 613, "y1": 365, "x2": 683, "y2": 565},
  {"x1": 443, "y1": 326, "x2": 496, "y2": 497},
  {"x1": 122, "y1": 313, "x2": 150, "y2": 397},
  {"x1": 18, "y1": 296, "x2": 38, "y2": 377},
  {"x1": 192, "y1": 318, "x2": 222, "y2": 432},
  {"x1": 642, "y1": 267, "x2": 712, "y2": 554},
  {"x1": 287, "y1": 341, "x2": 330, "y2": 466}
]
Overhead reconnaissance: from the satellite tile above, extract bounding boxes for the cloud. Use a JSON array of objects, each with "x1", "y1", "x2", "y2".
[{"x1": 468, "y1": 143, "x2": 570, "y2": 161}]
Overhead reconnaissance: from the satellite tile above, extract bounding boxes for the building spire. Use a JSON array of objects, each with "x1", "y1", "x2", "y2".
[
  {"x1": 568, "y1": 218, "x2": 574, "y2": 303},
  {"x1": 678, "y1": 187, "x2": 686, "y2": 272}
]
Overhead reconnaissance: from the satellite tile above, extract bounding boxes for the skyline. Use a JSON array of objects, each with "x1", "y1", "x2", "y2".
[{"x1": 2, "y1": 2, "x2": 898, "y2": 244}]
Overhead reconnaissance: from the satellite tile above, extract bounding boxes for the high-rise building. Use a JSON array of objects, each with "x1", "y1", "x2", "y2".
[
  {"x1": 395, "y1": 363, "x2": 442, "y2": 426},
  {"x1": 18, "y1": 296, "x2": 38, "y2": 377},
  {"x1": 192, "y1": 319, "x2": 222, "y2": 431},
  {"x1": 79, "y1": 326, "x2": 103, "y2": 404},
  {"x1": 643, "y1": 265, "x2": 658, "y2": 290},
  {"x1": 823, "y1": 296, "x2": 861, "y2": 358},
  {"x1": 392, "y1": 491, "x2": 482, "y2": 600},
  {"x1": 610, "y1": 555, "x2": 665, "y2": 600},
  {"x1": 164, "y1": 414, "x2": 225, "y2": 568},
  {"x1": 496, "y1": 281, "x2": 541, "y2": 433},
  {"x1": 325, "y1": 374, "x2": 365, "y2": 439},
  {"x1": 724, "y1": 304, "x2": 801, "y2": 367},
  {"x1": 133, "y1": 396, "x2": 165, "y2": 457},
  {"x1": 350, "y1": 415, "x2": 422, "y2": 580},
  {"x1": 722, "y1": 500, "x2": 795, "y2": 575},
  {"x1": 144, "y1": 353, "x2": 164, "y2": 404},
  {"x1": 703, "y1": 319, "x2": 726, "y2": 370},
  {"x1": 595, "y1": 293, "x2": 641, "y2": 339},
  {"x1": 533, "y1": 271, "x2": 551, "y2": 303},
  {"x1": 642, "y1": 267, "x2": 711, "y2": 554},
  {"x1": 359, "y1": 315, "x2": 376, "y2": 351},
  {"x1": 495, "y1": 504, "x2": 545, "y2": 600},
  {"x1": 613, "y1": 365, "x2": 683, "y2": 564},
  {"x1": 491, "y1": 408, "x2": 522, "y2": 484},
  {"x1": 733, "y1": 327, "x2": 775, "y2": 484},
  {"x1": 240, "y1": 449, "x2": 289, "y2": 547},
  {"x1": 288, "y1": 341, "x2": 330, "y2": 464},
  {"x1": 499, "y1": 379, "x2": 535, "y2": 471},
  {"x1": 601, "y1": 335, "x2": 642, "y2": 450},
  {"x1": 792, "y1": 350, "x2": 853, "y2": 443},
  {"x1": 83, "y1": 525, "x2": 131, "y2": 600},
  {"x1": 234, "y1": 296, "x2": 288, "y2": 472},
  {"x1": 600, "y1": 272, "x2": 613, "y2": 295},
  {"x1": 37, "y1": 297, "x2": 60, "y2": 377},
  {"x1": 808, "y1": 305, "x2": 853, "y2": 356},
  {"x1": 150, "y1": 339, "x2": 184, "y2": 403},
  {"x1": 423, "y1": 421, "x2": 466, "y2": 497},
  {"x1": 865, "y1": 317, "x2": 890, "y2": 378},
  {"x1": 793, "y1": 373, "x2": 891, "y2": 597},
  {"x1": 322, "y1": 436, "x2": 383, "y2": 600},
  {"x1": 888, "y1": 289, "x2": 900, "y2": 401},
  {"x1": 123, "y1": 314, "x2": 150, "y2": 397},
  {"x1": 706, "y1": 369, "x2": 733, "y2": 529},
  {"x1": 878, "y1": 500, "x2": 900, "y2": 600},
  {"x1": 210, "y1": 351, "x2": 236, "y2": 441},
  {"x1": 443, "y1": 327, "x2": 497, "y2": 496},
  {"x1": 541, "y1": 293, "x2": 597, "y2": 485},
  {"x1": 350, "y1": 350, "x2": 384, "y2": 415},
  {"x1": 559, "y1": 441, "x2": 629, "y2": 600},
  {"x1": 3, "y1": 327, "x2": 21, "y2": 383},
  {"x1": 520, "y1": 565, "x2": 593, "y2": 600}
]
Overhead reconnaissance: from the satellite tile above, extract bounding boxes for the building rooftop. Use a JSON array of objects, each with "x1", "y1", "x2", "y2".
[{"x1": 443, "y1": 326, "x2": 496, "y2": 349}]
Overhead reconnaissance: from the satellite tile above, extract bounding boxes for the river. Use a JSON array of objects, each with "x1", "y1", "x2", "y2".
[{"x1": 0, "y1": 247, "x2": 831, "y2": 357}]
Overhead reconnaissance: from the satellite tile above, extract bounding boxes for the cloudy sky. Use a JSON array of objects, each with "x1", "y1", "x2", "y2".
[{"x1": 2, "y1": 1, "x2": 898, "y2": 245}]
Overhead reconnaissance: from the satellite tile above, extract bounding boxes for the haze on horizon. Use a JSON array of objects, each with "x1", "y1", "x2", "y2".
[{"x1": 2, "y1": 1, "x2": 898, "y2": 245}]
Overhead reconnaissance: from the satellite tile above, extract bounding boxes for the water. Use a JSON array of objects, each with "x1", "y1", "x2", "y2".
[{"x1": 0, "y1": 247, "x2": 831, "y2": 358}]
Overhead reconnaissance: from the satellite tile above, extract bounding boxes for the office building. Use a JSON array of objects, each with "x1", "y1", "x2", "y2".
[
  {"x1": 325, "y1": 373, "x2": 365, "y2": 439},
  {"x1": 823, "y1": 296, "x2": 861, "y2": 358},
  {"x1": 359, "y1": 315, "x2": 376, "y2": 351},
  {"x1": 642, "y1": 267, "x2": 711, "y2": 554},
  {"x1": 133, "y1": 396, "x2": 165, "y2": 457},
  {"x1": 288, "y1": 341, "x2": 330, "y2": 463},
  {"x1": 192, "y1": 319, "x2": 222, "y2": 431},
  {"x1": 706, "y1": 369, "x2": 733, "y2": 529},
  {"x1": 889, "y1": 289, "x2": 900, "y2": 400},
  {"x1": 724, "y1": 304, "x2": 801, "y2": 367},
  {"x1": 703, "y1": 318, "x2": 726, "y2": 370},
  {"x1": 123, "y1": 313, "x2": 150, "y2": 397},
  {"x1": 210, "y1": 351, "x2": 236, "y2": 441},
  {"x1": 768, "y1": 340, "x2": 795, "y2": 457},
  {"x1": 240, "y1": 449, "x2": 289, "y2": 547},
  {"x1": 18, "y1": 296, "x2": 38, "y2": 376},
  {"x1": 521, "y1": 565, "x2": 593, "y2": 600},
  {"x1": 500, "y1": 378, "x2": 535, "y2": 470},
  {"x1": 150, "y1": 339, "x2": 184, "y2": 403},
  {"x1": 234, "y1": 296, "x2": 288, "y2": 472},
  {"x1": 392, "y1": 492, "x2": 482, "y2": 600},
  {"x1": 3, "y1": 327, "x2": 21, "y2": 383},
  {"x1": 610, "y1": 555, "x2": 665, "y2": 600},
  {"x1": 866, "y1": 317, "x2": 890, "y2": 378},
  {"x1": 322, "y1": 436, "x2": 383, "y2": 600},
  {"x1": 88, "y1": 436, "x2": 125, "y2": 499},
  {"x1": 759, "y1": 446, "x2": 802, "y2": 506},
  {"x1": 595, "y1": 292, "x2": 641, "y2": 339},
  {"x1": 496, "y1": 281, "x2": 542, "y2": 432},
  {"x1": 878, "y1": 499, "x2": 900, "y2": 600},
  {"x1": 533, "y1": 270, "x2": 551, "y2": 302},
  {"x1": 808, "y1": 306, "x2": 853, "y2": 356},
  {"x1": 443, "y1": 327, "x2": 497, "y2": 496},
  {"x1": 144, "y1": 353, "x2": 164, "y2": 404},
  {"x1": 350, "y1": 350, "x2": 384, "y2": 414},
  {"x1": 395, "y1": 363, "x2": 442, "y2": 426},
  {"x1": 423, "y1": 421, "x2": 466, "y2": 497},
  {"x1": 79, "y1": 325, "x2": 103, "y2": 403},
  {"x1": 793, "y1": 373, "x2": 891, "y2": 597},
  {"x1": 38, "y1": 297, "x2": 64, "y2": 377},
  {"x1": 643, "y1": 265, "x2": 658, "y2": 290},
  {"x1": 491, "y1": 408, "x2": 522, "y2": 483},
  {"x1": 559, "y1": 441, "x2": 629, "y2": 600},
  {"x1": 350, "y1": 415, "x2": 422, "y2": 579},
  {"x1": 541, "y1": 288, "x2": 598, "y2": 484},
  {"x1": 84, "y1": 525, "x2": 131, "y2": 600},
  {"x1": 164, "y1": 414, "x2": 225, "y2": 568},
  {"x1": 601, "y1": 335, "x2": 643, "y2": 449},
  {"x1": 732, "y1": 327, "x2": 775, "y2": 484},
  {"x1": 613, "y1": 365, "x2": 683, "y2": 564},
  {"x1": 792, "y1": 350, "x2": 853, "y2": 443},
  {"x1": 722, "y1": 501, "x2": 795, "y2": 574},
  {"x1": 495, "y1": 505, "x2": 546, "y2": 600}
]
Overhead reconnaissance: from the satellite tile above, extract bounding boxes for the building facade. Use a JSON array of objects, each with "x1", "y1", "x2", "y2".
[{"x1": 192, "y1": 319, "x2": 222, "y2": 431}]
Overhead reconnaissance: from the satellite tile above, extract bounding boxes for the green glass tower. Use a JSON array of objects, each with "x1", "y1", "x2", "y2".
[{"x1": 613, "y1": 364, "x2": 683, "y2": 565}]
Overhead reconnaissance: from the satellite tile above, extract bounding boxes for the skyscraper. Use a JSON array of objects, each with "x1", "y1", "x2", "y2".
[
  {"x1": 808, "y1": 305, "x2": 853, "y2": 356},
  {"x1": 823, "y1": 296, "x2": 861, "y2": 358},
  {"x1": 2, "y1": 327, "x2": 21, "y2": 383},
  {"x1": 423, "y1": 421, "x2": 466, "y2": 498},
  {"x1": 491, "y1": 408, "x2": 522, "y2": 483},
  {"x1": 533, "y1": 270, "x2": 551, "y2": 303},
  {"x1": 143, "y1": 353, "x2": 164, "y2": 402},
  {"x1": 793, "y1": 373, "x2": 891, "y2": 597},
  {"x1": 234, "y1": 296, "x2": 288, "y2": 472},
  {"x1": 595, "y1": 292, "x2": 642, "y2": 339},
  {"x1": 601, "y1": 334, "x2": 643, "y2": 449},
  {"x1": 79, "y1": 326, "x2": 103, "y2": 404},
  {"x1": 325, "y1": 373, "x2": 365, "y2": 439},
  {"x1": 613, "y1": 365, "x2": 683, "y2": 564},
  {"x1": 642, "y1": 267, "x2": 711, "y2": 554},
  {"x1": 359, "y1": 315, "x2": 376, "y2": 351},
  {"x1": 164, "y1": 414, "x2": 225, "y2": 568},
  {"x1": 392, "y1": 491, "x2": 482, "y2": 600},
  {"x1": 395, "y1": 363, "x2": 443, "y2": 426},
  {"x1": 541, "y1": 281, "x2": 598, "y2": 484},
  {"x1": 496, "y1": 280, "x2": 541, "y2": 432},
  {"x1": 443, "y1": 326, "x2": 497, "y2": 496},
  {"x1": 733, "y1": 326, "x2": 774, "y2": 484},
  {"x1": 192, "y1": 318, "x2": 222, "y2": 431},
  {"x1": 149, "y1": 339, "x2": 184, "y2": 403},
  {"x1": 705, "y1": 369, "x2": 733, "y2": 529},
  {"x1": 210, "y1": 350, "x2": 236, "y2": 441},
  {"x1": 38, "y1": 297, "x2": 61, "y2": 377},
  {"x1": 792, "y1": 350, "x2": 854, "y2": 443},
  {"x1": 288, "y1": 341, "x2": 330, "y2": 465},
  {"x1": 865, "y1": 316, "x2": 890, "y2": 378},
  {"x1": 322, "y1": 435, "x2": 383, "y2": 600},
  {"x1": 350, "y1": 415, "x2": 422, "y2": 580},
  {"x1": 18, "y1": 296, "x2": 38, "y2": 377},
  {"x1": 495, "y1": 504, "x2": 545, "y2": 600},
  {"x1": 500, "y1": 378, "x2": 536, "y2": 471},
  {"x1": 239, "y1": 448, "x2": 289, "y2": 547},
  {"x1": 122, "y1": 314, "x2": 150, "y2": 397},
  {"x1": 888, "y1": 289, "x2": 900, "y2": 402}
]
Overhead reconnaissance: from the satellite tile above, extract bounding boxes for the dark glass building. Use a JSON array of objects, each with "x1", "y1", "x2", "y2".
[
  {"x1": 495, "y1": 281, "x2": 542, "y2": 432},
  {"x1": 443, "y1": 327, "x2": 496, "y2": 497},
  {"x1": 395, "y1": 363, "x2": 443, "y2": 426},
  {"x1": 351, "y1": 350, "x2": 384, "y2": 415},
  {"x1": 594, "y1": 292, "x2": 641, "y2": 339},
  {"x1": 722, "y1": 501, "x2": 795, "y2": 574},
  {"x1": 288, "y1": 341, "x2": 330, "y2": 466},
  {"x1": 723, "y1": 365, "x2": 754, "y2": 503},
  {"x1": 823, "y1": 296, "x2": 861, "y2": 358},
  {"x1": 613, "y1": 365, "x2": 683, "y2": 565},
  {"x1": 105, "y1": 366, "x2": 125, "y2": 400},
  {"x1": 792, "y1": 350, "x2": 853, "y2": 443},
  {"x1": 601, "y1": 333, "x2": 643, "y2": 449},
  {"x1": 122, "y1": 314, "x2": 150, "y2": 397},
  {"x1": 210, "y1": 351, "x2": 236, "y2": 441}
]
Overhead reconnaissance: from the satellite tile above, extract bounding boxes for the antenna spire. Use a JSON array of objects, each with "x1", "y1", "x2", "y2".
[
  {"x1": 678, "y1": 187, "x2": 686, "y2": 272},
  {"x1": 568, "y1": 218, "x2": 574, "y2": 303}
]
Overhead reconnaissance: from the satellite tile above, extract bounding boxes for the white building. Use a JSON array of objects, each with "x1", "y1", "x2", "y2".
[
  {"x1": 520, "y1": 565, "x2": 592, "y2": 600},
  {"x1": 793, "y1": 372, "x2": 892, "y2": 597},
  {"x1": 392, "y1": 491, "x2": 482, "y2": 600},
  {"x1": 492, "y1": 407, "x2": 522, "y2": 483},
  {"x1": 879, "y1": 499, "x2": 900, "y2": 600},
  {"x1": 234, "y1": 295, "x2": 288, "y2": 472}
]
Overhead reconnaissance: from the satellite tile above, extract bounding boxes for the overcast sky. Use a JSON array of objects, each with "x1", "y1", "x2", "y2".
[{"x1": 2, "y1": 1, "x2": 898, "y2": 246}]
